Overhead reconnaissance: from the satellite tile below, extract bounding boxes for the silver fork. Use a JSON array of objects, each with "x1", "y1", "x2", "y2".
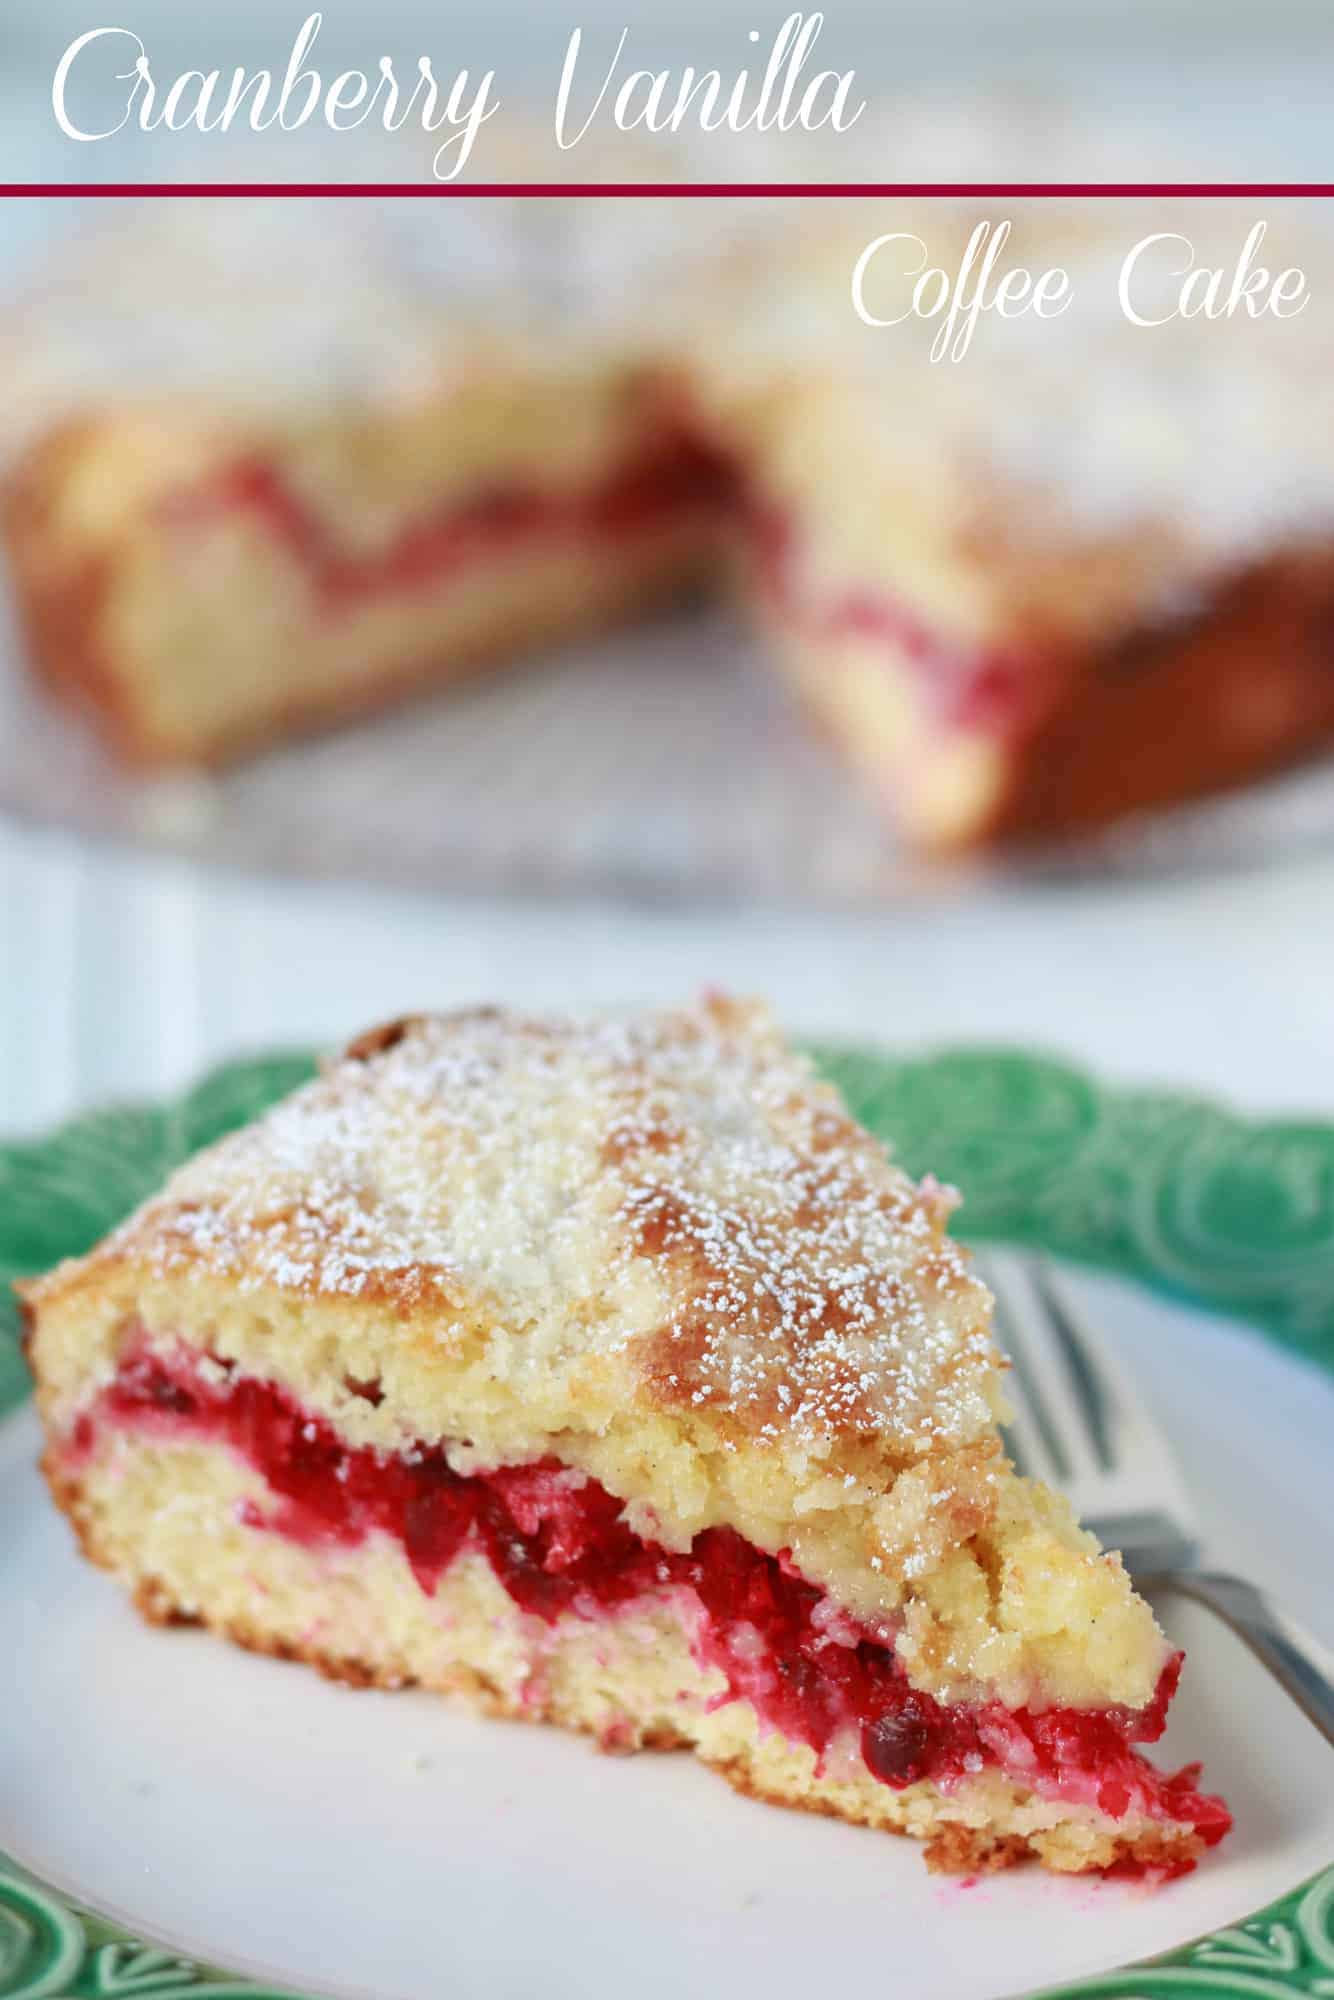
[{"x1": 978, "y1": 1250, "x2": 1334, "y2": 1748}]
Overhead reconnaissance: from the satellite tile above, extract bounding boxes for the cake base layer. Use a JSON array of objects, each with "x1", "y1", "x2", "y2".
[{"x1": 49, "y1": 1424, "x2": 1219, "y2": 1881}]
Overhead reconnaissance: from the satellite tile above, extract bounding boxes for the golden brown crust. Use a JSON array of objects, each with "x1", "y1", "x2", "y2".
[
  {"x1": 920, "y1": 1825, "x2": 1032, "y2": 1875},
  {"x1": 132, "y1": 1576, "x2": 203, "y2": 1632},
  {"x1": 16, "y1": 1290, "x2": 35, "y2": 1363},
  {"x1": 3, "y1": 424, "x2": 149, "y2": 758},
  {"x1": 685, "y1": 1753, "x2": 1204, "y2": 1878},
  {"x1": 342, "y1": 1015, "x2": 434, "y2": 1065},
  {"x1": 981, "y1": 548, "x2": 1334, "y2": 845}
]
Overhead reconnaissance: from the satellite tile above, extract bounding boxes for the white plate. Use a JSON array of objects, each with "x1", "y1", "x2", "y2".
[{"x1": 4, "y1": 1266, "x2": 1334, "y2": 2000}]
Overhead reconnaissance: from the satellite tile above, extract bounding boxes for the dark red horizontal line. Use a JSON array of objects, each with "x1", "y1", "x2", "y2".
[{"x1": 3, "y1": 180, "x2": 1334, "y2": 198}]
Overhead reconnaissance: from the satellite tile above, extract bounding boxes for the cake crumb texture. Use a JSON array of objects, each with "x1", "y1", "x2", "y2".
[{"x1": 49, "y1": 1430, "x2": 1206, "y2": 1880}]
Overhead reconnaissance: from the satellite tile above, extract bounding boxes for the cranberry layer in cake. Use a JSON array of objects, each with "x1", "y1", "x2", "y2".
[
  {"x1": 21, "y1": 997, "x2": 1228, "y2": 1877},
  {"x1": 1, "y1": 199, "x2": 731, "y2": 764},
  {"x1": 695, "y1": 206, "x2": 1334, "y2": 850}
]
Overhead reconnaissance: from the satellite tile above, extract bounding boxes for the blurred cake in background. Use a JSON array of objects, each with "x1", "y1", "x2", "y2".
[
  {"x1": 0, "y1": 194, "x2": 736, "y2": 765},
  {"x1": 4, "y1": 162, "x2": 1334, "y2": 855},
  {"x1": 695, "y1": 206, "x2": 1334, "y2": 848}
]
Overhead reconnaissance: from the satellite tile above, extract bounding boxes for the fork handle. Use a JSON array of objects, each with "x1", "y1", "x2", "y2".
[{"x1": 1144, "y1": 1570, "x2": 1334, "y2": 1750}]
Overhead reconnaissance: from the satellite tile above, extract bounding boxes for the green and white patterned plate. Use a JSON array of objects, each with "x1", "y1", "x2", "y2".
[{"x1": 2, "y1": 1044, "x2": 1333, "y2": 2000}]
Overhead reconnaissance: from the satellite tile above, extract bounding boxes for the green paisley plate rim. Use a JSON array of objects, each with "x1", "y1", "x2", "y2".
[{"x1": 1, "y1": 1040, "x2": 1332, "y2": 2000}]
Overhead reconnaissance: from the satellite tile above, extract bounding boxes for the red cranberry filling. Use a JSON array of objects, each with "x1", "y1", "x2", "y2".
[
  {"x1": 79, "y1": 1343, "x2": 1228, "y2": 1865},
  {"x1": 162, "y1": 431, "x2": 733, "y2": 611},
  {"x1": 863, "y1": 1700, "x2": 933, "y2": 1787}
]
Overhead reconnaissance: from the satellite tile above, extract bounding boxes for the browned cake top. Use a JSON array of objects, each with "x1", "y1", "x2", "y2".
[{"x1": 87, "y1": 996, "x2": 999, "y2": 1457}]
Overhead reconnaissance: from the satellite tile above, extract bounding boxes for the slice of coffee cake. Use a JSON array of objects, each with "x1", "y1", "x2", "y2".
[{"x1": 21, "y1": 997, "x2": 1228, "y2": 1876}]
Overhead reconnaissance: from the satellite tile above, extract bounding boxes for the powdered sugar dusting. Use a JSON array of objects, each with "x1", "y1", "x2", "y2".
[
  {"x1": 0, "y1": 185, "x2": 762, "y2": 467},
  {"x1": 855, "y1": 209, "x2": 1334, "y2": 570},
  {"x1": 115, "y1": 997, "x2": 998, "y2": 1453}
]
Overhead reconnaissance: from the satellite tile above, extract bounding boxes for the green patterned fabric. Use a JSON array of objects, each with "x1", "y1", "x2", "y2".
[{"x1": 2, "y1": 1042, "x2": 1331, "y2": 1998}]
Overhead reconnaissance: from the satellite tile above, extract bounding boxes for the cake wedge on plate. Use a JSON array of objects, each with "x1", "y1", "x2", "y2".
[{"x1": 20, "y1": 996, "x2": 1229, "y2": 1876}]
